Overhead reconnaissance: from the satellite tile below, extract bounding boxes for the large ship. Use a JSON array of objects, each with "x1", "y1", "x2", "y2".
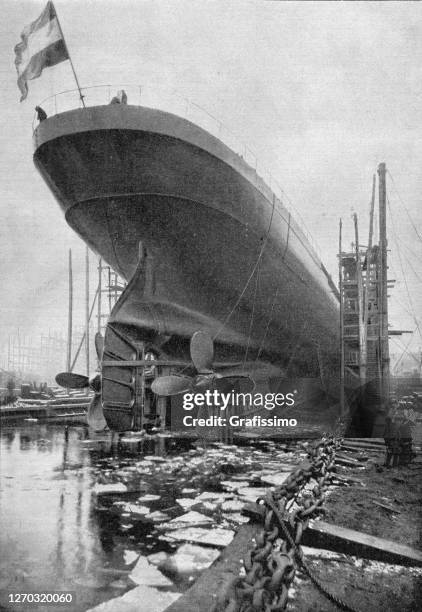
[{"x1": 33, "y1": 98, "x2": 341, "y2": 431}]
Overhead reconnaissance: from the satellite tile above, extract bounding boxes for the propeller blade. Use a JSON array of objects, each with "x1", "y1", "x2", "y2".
[
  {"x1": 55, "y1": 372, "x2": 90, "y2": 389},
  {"x1": 89, "y1": 373, "x2": 101, "y2": 394},
  {"x1": 94, "y1": 332, "x2": 104, "y2": 360},
  {"x1": 87, "y1": 394, "x2": 108, "y2": 431},
  {"x1": 190, "y1": 331, "x2": 214, "y2": 373},
  {"x1": 151, "y1": 375, "x2": 193, "y2": 396},
  {"x1": 215, "y1": 373, "x2": 255, "y2": 393}
]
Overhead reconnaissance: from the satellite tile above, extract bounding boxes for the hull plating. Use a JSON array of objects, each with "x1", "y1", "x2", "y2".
[{"x1": 33, "y1": 105, "x2": 341, "y2": 429}]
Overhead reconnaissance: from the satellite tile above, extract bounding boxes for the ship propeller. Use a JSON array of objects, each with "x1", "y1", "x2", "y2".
[
  {"x1": 55, "y1": 332, "x2": 107, "y2": 431},
  {"x1": 55, "y1": 371, "x2": 89, "y2": 389},
  {"x1": 151, "y1": 330, "x2": 255, "y2": 397}
]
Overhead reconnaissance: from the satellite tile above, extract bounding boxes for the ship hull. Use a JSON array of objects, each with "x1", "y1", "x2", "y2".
[{"x1": 33, "y1": 105, "x2": 341, "y2": 429}]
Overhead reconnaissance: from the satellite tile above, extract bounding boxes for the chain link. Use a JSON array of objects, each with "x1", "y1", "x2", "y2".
[{"x1": 214, "y1": 437, "x2": 360, "y2": 612}]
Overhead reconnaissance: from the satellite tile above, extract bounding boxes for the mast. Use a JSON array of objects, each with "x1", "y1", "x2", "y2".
[
  {"x1": 97, "y1": 258, "x2": 102, "y2": 335},
  {"x1": 377, "y1": 163, "x2": 390, "y2": 406},
  {"x1": 353, "y1": 213, "x2": 366, "y2": 385},
  {"x1": 53, "y1": 2, "x2": 85, "y2": 107},
  {"x1": 85, "y1": 246, "x2": 90, "y2": 377},
  {"x1": 66, "y1": 249, "x2": 73, "y2": 372},
  {"x1": 339, "y1": 219, "x2": 345, "y2": 416},
  {"x1": 363, "y1": 176, "x2": 376, "y2": 330}
]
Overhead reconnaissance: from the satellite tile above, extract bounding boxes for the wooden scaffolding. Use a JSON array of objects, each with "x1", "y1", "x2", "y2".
[{"x1": 339, "y1": 163, "x2": 395, "y2": 436}]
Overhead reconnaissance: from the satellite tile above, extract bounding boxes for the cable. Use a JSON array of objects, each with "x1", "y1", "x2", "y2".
[
  {"x1": 397, "y1": 236, "x2": 422, "y2": 269},
  {"x1": 255, "y1": 286, "x2": 279, "y2": 361},
  {"x1": 387, "y1": 170, "x2": 422, "y2": 245},
  {"x1": 213, "y1": 193, "x2": 276, "y2": 342},
  {"x1": 389, "y1": 230, "x2": 422, "y2": 284},
  {"x1": 243, "y1": 259, "x2": 260, "y2": 365},
  {"x1": 391, "y1": 336, "x2": 419, "y2": 366},
  {"x1": 254, "y1": 212, "x2": 291, "y2": 362},
  {"x1": 387, "y1": 197, "x2": 422, "y2": 341},
  {"x1": 391, "y1": 293, "x2": 420, "y2": 321},
  {"x1": 390, "y1": 333, "x2": 416, "y2": 373}
]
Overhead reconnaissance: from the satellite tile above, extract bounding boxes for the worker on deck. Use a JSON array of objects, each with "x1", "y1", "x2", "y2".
[
  {"x1": 110, "y1": 90, "x2": 128, "y2": 104},
  {"x1": 383, "y1": 416, "x2": 400, "y2": 468},
  {"x1": 35, "y1": 105, "x2": 47, "y2": 122}
]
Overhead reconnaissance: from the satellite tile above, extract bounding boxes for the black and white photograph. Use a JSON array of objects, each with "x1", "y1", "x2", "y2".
[{"x1": 0, "y1": 1, "x2": 421, "y2": 610}]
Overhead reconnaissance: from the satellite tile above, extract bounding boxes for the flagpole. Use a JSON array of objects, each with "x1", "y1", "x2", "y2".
[{"x1": 52, "y1": 2, "x2": 86, "y2": 107}]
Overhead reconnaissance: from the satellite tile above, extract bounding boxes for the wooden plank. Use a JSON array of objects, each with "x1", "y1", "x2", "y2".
[
  {"x1": 331, "y1": 473, "x2": 365, "y2": 486},
  {"x1": 341, "y1": 444, "x2": 383, "y2": 453},
  {"x1": 165, "y1": 523, "x2": 260, "y2": 612},
  {"x1": 304, "y1": 520, "x2": 422, "y2": 567},
  {"x1": 342, "y1": 441, "x2": 385, "y2": 451},
  {"x1": 336, "y1": 452, "x2": 362, "y2": 462},
  {"x1": 372, "y1": 500, "x2": 400, "y2": 513},
  {"x1": 335, "y1": 456, "x2": 364, "y2": 468},
  {"x1": 102, "y1": 359, "x2": 244, "y2": 368},
  {"x1": 165, "y1": 513, "x2": 422, "y2": 612},
  {"x1": 102, "y1": 359, "x2": 189, "y2": 367},
  {"x1": 346, "y1": 438, "x2": 385, "y2": 446},
  {"x1": 244, "y1": 505, "x2": 422, "y2": 567}
]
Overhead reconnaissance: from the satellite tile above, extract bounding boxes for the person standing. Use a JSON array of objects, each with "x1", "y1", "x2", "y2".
[
  {"x1": 398, "y1": 412, "x2": 414, "y2": 466},
  {"x1": 383, "y1": 416, "x2": 400, "y2": 468}
]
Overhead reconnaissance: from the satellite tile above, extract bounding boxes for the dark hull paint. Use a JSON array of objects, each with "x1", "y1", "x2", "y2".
[{"x1": 33, "y1": 105, "x2": 342, "y2": 429}]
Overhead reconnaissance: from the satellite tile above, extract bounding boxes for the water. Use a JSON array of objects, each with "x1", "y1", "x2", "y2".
[
  {"x1": 0, "y1": 424, "x2": 193, "y2": 611},
  {"x1": 0, "y1": 422, "x2": 301, "y2": 612}
]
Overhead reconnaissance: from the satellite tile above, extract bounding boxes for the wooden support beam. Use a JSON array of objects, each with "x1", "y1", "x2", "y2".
[
  {"x1": 97, "y1": 257, "x2": 102, "y2": 335},
  {"x1": 347, "y1": 438, "x2": 385, "y2": 446},
  {"x1": 66, "y1": 249, "x2": 73, "y2": 372},
  {"x1": 339, "y1": 218, "x2": 345, "y2": 416},
  {"x1": 305, "y1": 520, "x2": 422, "y2": 567},
  {"x1": 335, "y1": 455, "x2": 365, "y2": 468},
  {"x1": 341, "y1": 441, "x2": 385, "y2": 452},
  {"x1": 377, "y1": 162, "x2": 390, "y2": 409},
  {"x1": 85, "y1": 246, "x2": 90, "y2": 377},
  {"x1": 101, "y1": 359, "x2": 190, "y2": 367},
  {"x1": 165, "y1": 523, "x2": 260, "y2": 612},
  {"x1": 341, "y1": 444, "x2": 383, "y2": 454},
  {"x1": 166, "y1": 511, "x2": 422, "y2": 612},
  {"x1": 244, "y1": 505, "x2": 422, "y2": 567},
  {"x1": 353, "y1": 213, "x2": 366, "y2": 385}
]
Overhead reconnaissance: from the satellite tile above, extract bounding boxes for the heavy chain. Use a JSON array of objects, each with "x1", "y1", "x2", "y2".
[{"x1": 215, "y1": 437, "x2": 359, "y2": 612}]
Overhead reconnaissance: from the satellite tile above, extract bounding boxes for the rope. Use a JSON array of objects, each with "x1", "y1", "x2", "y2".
[
  {"x1": 387, "y1": 170, "x2": 422, "y2": 245},
  {"x1": 243, "y1": 259, "x2": 260, "y2": 365},
  {"x1": 213, "y1": 193, "x2": 276, "y2": 342},
  {"x1": 387, "y1": 197, "x2": 422, "y2": 341},
  {"x1": 253, "y1": 211, "x2": 293, "y2": 363},
  {"x1": 388, "y1": 229, "x2": 422, "y2": 284},
  {"x1": 255, "y1": 286, "x2": 279, "y2": 361},
  {"x1": 390, "y1": 334, "x2": 419, "y2": 372},
  {"x1": 300, "y1": 559, "x2": 359, "y2": 612},
  {"x1": 391, "y1": 291, "x2": 420, "y2": 320}
]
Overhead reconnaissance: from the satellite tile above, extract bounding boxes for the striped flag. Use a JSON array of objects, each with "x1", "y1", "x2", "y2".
[{"x1": 14, "y1": 1, "x2": 69, "y2": 101}]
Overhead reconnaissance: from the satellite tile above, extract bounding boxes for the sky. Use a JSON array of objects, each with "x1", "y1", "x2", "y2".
[{"x1": 0, "y1": 0, "x2": 421, "y2": 373}]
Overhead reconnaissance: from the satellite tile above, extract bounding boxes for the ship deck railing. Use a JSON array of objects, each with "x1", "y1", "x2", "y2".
[{"x1": 33, "y1": 83, "x2": 322, "y2": 262}]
